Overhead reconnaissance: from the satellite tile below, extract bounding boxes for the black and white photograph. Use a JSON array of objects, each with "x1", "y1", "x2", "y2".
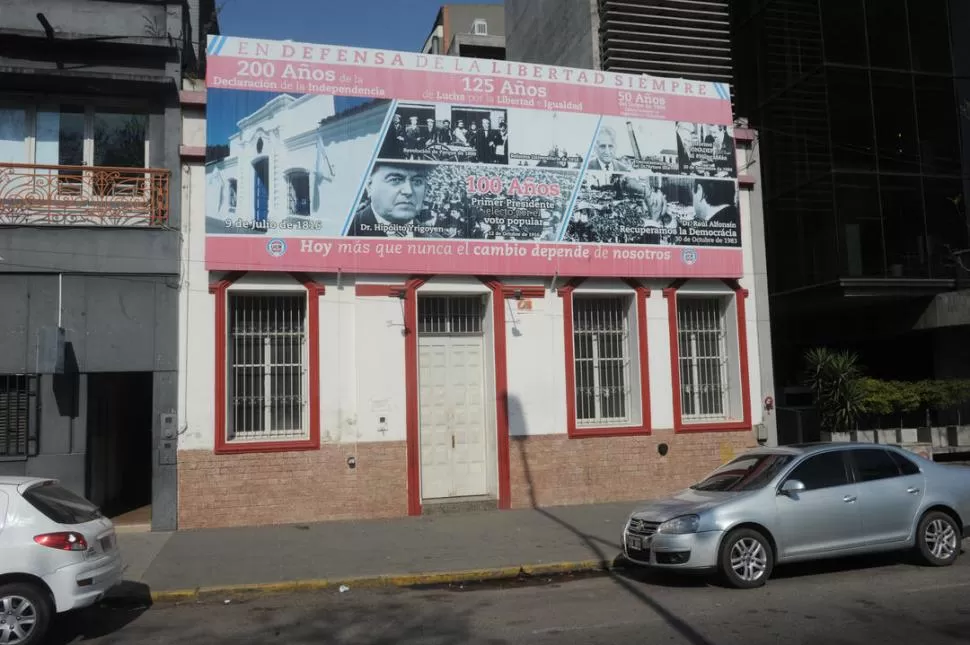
[
  {"x1": 675, "y1": 121, "x2": 737, "y2": 177},
  {"x1": 378, "y1": 103, "x2": 509, "y2": 164},
  {"x1": 506, "y1": 109, "x2": 599, "y2": 169},
  {"x1": 588, "y1": 116, "x2": 680, "y2": 174},
  {"x1": 346, "y1": 159, "x2": 578, "y2": 240},
  {"x1": 565, "y1": 172, "x2": 740, "y2": 247}
]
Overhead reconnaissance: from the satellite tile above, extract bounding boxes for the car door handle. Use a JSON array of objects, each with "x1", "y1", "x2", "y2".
[
  {"x1": 843, "y1": 495, "x2": 857, "y2": 503},
  {"x1": 907, "y1": 487, "x2": 921, "y2": 495}
]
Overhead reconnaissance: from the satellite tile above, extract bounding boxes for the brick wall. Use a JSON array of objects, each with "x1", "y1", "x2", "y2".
[
  {"x1": 508, "y1": 430, "x2": 758, "y2": 509},
  {"x1": 178, "y1": 442, "x2": 408, "y2": 529}
]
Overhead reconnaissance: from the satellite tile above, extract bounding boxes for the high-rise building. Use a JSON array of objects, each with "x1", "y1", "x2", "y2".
[
  {"x1": 506, "y1": 0, "x2": 732, "y2": 82},
  {"x1": 422, "y1": 3, "x2": 505, "y2": 59},
  {"x1": 731, "y1": 0, "x2": 970, "y2": 392}
]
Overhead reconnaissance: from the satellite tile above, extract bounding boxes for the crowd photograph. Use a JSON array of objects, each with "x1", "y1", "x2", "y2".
[
  {"x1": 565, "y1": 171, "x2": 740, "y2": 246},
  {"x1": 378, "y1": 102, "x2": 510, "y2": 164}
]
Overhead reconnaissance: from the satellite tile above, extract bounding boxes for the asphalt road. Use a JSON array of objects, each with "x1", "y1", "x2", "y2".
[{"x1": 50, "y1": 547, "x2": 970, "y2": 645}]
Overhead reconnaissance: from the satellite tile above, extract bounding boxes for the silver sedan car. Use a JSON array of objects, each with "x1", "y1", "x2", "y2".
[{"x1": 622, "y1": 442, "x2": 970, "y2": 588}]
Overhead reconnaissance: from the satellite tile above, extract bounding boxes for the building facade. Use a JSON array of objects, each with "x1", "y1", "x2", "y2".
[
  {"x1": 729, "y1": 0, "x2": 970, "y2": 413},
  {"x1": 176, "y1": 35, "x2": 770, "y2": 530},
  {"x1": 504, "y1": 0, "x2": 777, "y2": 445},
  {"x1": 505, "y1": 0, "x2": 732, "y2": 82},
  {"x1": 422, "y1": 3, "x2": 505, "y2": 59},
  {"x1": 0, "y1": 0, "x2": 217, "y2": 531}
]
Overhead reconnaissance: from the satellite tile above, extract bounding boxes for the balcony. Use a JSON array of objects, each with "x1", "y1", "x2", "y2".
[{"x1": 0, "y1": 162, "x2": 170, "y2": 227}]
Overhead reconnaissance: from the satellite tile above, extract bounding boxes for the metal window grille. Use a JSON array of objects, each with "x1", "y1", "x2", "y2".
[
  {"x1": 678, "y1": 297, "x2": 729, "y2": 422},
  {"x1": 418, "y1": 295, "x2": 485, "y2": 336},
  {"x1": 473, "y1": 19, "x2": 488, "y2": 35},
  {"x1": 227, "y1": 293, "x2": 308, "y2": 441},
  {"x1": 0, "y1": 374, "x2": 37, "y2": 458},
  {"x1": 572, "y1": 295, "x2": 633, "y2": 426}
]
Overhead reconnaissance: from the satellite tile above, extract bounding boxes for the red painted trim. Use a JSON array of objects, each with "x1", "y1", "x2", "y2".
[
  {"x1": 213, "y1": 272, "x2": 324, "y2": 455},
  {"x1": 665, "y1": 280, "x2": 753, "y2": 434},
  {"x1": 734, "y1": 127, "x2": 755, "y2": 142},
  {"x1": 501, "y1": 285, "x2": 546, "y2": 299},
  {"x1": 738, "y1": 174, "x2": 756, "y2": 187},
  {"x1": 355, "y1": 284, "x2": 404, "y2": 297},
  {"x1": 179, "y1": 90, "x2": 207, "y2": 107},
  {"x1": 478, "y1": 277, "x2": 512, "y2": 509},
  {"x1": 403, "y1": 276, "x2": 431, "y2": 516},
  {"x1": 562, "y1": 279, "x2": 652, "y2": 438},
  {"x1": 557, "y1": 277, "x2": 586, "y2": 297},
  {"x1": 180, "y1": 145, "x2": 206, "y2": 161}
]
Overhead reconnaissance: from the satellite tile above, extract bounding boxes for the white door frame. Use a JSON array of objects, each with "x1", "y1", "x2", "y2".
[{"x1": 416, "y1": 283, "x2": 498, "y2": 502}]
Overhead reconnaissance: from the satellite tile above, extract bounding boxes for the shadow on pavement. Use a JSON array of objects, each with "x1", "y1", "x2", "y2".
[
  {"x1": 508, "y1": 395, "x2": 717, "y2": 645},
  {"x1": 90, "y1": 592, "x2": 477, "y2": 645},
  {"x1": 45, "y1": 581, "x2": 153, "y2": 645}
]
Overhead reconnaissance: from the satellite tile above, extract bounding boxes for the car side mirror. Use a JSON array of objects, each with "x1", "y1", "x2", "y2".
[{"x1": 779, "y1": 479, "x2": 806, "y2": 496}]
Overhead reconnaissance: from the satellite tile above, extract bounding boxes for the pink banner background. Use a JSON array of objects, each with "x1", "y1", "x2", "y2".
[
  {"x1": 207, "y1": 56, "x2": 733, "y2": 125},
  {"x1": 205, "y1": 237, "x2": 744, "y2": 278}
]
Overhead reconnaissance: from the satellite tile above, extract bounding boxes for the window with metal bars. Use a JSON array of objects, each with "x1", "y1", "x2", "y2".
[
  {"x1": 572, "y1": 295, "x2": 635, "y2": 426},
  {"x1": 678, "y1": 296, "x2": 730, "y2": 422},
  {"x1": 0, "y1": 374, "x2": 37, "y2": 458},
  {"x1": 227, "y1": 292, "x2": 308, "y2": 441},
  {"x1": 418, "y1": 295, "x2": 485, "y2": 336}
]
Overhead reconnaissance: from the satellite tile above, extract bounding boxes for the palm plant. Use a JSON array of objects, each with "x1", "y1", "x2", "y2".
[{"x1": 803, "y1": 347, "x2": 865, "y2": 433}]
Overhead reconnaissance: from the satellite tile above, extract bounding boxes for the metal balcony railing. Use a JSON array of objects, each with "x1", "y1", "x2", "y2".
[{"x1": 0, "y1": 162, "x2": 170, "y2": 227}]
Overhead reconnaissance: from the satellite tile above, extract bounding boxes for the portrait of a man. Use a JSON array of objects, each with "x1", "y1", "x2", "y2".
[{"x1": 347, "y1": 162, "x2": 429, "y2": 237}]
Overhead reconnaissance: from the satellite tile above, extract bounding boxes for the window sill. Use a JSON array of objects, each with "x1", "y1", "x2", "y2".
[
  {"x1": 215, "y1": 436, "x2": 319, "y2": 455},
  {"x1": 568, "y1": 424, "x2": 651, "y2": 439},
  {"x1": 676, "y1": 420, "x2": 751, "y2": 434}
]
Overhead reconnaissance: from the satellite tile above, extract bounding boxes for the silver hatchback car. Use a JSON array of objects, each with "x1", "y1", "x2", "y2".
[{"x1": 623, "y1": 442, "x2": 970, "y2": 588}]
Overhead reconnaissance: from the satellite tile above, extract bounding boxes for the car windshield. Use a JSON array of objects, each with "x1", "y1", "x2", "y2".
[
  {"x1": 23, "y1": 482, "x2": 102, "y2": 525},
  {"x1": 690, "y1": 453, "x2": 795, "y2": 492}
]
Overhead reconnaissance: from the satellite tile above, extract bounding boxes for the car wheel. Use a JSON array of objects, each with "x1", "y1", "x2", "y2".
[
  {"x1": 0, "y1": 582, "x2": 52, "y2": 645},
  {"x1": 916, "y1": 510, "x2": 961, "y2": 567},
  {"x1": 718, "y1": 528, "x2": 774, "y2": 589}
]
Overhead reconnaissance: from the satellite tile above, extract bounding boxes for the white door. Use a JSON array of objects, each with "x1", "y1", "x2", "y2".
[{"x1": 418, "y1": 296, "x2": 489, "y2": 500}]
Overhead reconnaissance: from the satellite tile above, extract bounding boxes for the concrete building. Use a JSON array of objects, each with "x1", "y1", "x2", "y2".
[
  {"x1": 503, "y1": 0, "x2": 776, "y2": 447},
  {"x1": 0, "y1": 0, "x2": 217, "y2": 531},
  {"x1": 505, "y1": 0, "x2": 732, "y2": 81},
  {"x1": 730, "y1": 0, "x2": 970, "y2": 414},
  {"x1": 422, "y1": 3, "x2": 505, "y2": 59},
  {"x1": 176, "y1": 33, "x2": 772, "y2": 529}
]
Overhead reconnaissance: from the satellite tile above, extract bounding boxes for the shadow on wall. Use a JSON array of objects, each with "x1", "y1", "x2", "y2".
[
  {"x1": 52, "y1": 341, "x2": 80, "y2": 419},
  {"x1": 507, "y1": 394, "x2": 719, "y2": 645}
]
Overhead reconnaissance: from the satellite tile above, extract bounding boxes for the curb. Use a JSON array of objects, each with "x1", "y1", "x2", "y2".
[{"x1": 148, "y1": 558, "x2": 624, "y2": 603}]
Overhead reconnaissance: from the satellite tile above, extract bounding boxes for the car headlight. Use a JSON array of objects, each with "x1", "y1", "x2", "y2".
[{"x1": 657, "y1": 514, "x2": 700, "y2": 534}]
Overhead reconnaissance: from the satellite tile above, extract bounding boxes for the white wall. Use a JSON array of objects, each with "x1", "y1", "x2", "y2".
[
  {"x1": 179, "y1": 106, "x2": 768, "y2": 452},
  {"x1": 178, "y1": 272, "x2": 766, "y2": 450}
]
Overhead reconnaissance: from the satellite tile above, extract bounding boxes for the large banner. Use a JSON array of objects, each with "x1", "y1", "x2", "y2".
[{"x1": 204, "y1": 36, "x2": 743, "y2": 277}]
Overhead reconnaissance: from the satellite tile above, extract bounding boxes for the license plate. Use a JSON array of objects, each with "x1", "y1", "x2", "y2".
[{"x1": 100, "y1": 536, "x2": 114, "y2": 551}]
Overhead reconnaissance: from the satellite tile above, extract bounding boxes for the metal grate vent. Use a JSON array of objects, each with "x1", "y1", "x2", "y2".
[
  {"x1": 418, "y1": 295, "x2": 485, "y2": 336},
  {"x1": 0, "y1": 374, "x2": 37, "y2": 458}
]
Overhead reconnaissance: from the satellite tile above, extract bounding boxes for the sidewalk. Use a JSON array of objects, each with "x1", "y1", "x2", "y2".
[{"x1": 116, "y1": 501, "x2": 638, "y2": 598}]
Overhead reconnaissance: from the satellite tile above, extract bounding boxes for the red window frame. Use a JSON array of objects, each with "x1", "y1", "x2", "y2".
[
  {"x1": 210, "y1": 271, "x2": 323, "y2": 454},
  {"x1": 663, "y1": 278, "x2": 752, "y2": 434},
  {"x1": 559, "y1": 278, "x2": 652, "y2": 438}
]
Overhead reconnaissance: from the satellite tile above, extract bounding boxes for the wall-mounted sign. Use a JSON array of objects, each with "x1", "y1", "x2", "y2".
[{"x1": 204, "y1": 36, "x2": 742, "y2": 277}]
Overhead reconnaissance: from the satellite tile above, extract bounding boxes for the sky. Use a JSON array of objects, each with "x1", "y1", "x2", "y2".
[
  {"x1": 208, "y1": 0, "x2": 503, "y2": 145},
  {"x1": 217, "y1": 0, "x2": 501, "y2": 51}
]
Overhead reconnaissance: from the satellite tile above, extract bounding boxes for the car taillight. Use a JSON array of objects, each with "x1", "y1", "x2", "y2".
[{"x1": 34, "y1": 532, "x2": 88, "y2": 551}]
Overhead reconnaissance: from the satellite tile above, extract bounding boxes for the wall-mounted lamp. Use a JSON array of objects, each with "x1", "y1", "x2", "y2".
[
  {"x1": 513, "y1": 289, "x2": 523, "y2": 300},
  {"x1": 658, "y1": 443, "x2": 669, "y2": 457},
  {"x1": 347, "y1": 456, "x2": 357, "y2": 469}
]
